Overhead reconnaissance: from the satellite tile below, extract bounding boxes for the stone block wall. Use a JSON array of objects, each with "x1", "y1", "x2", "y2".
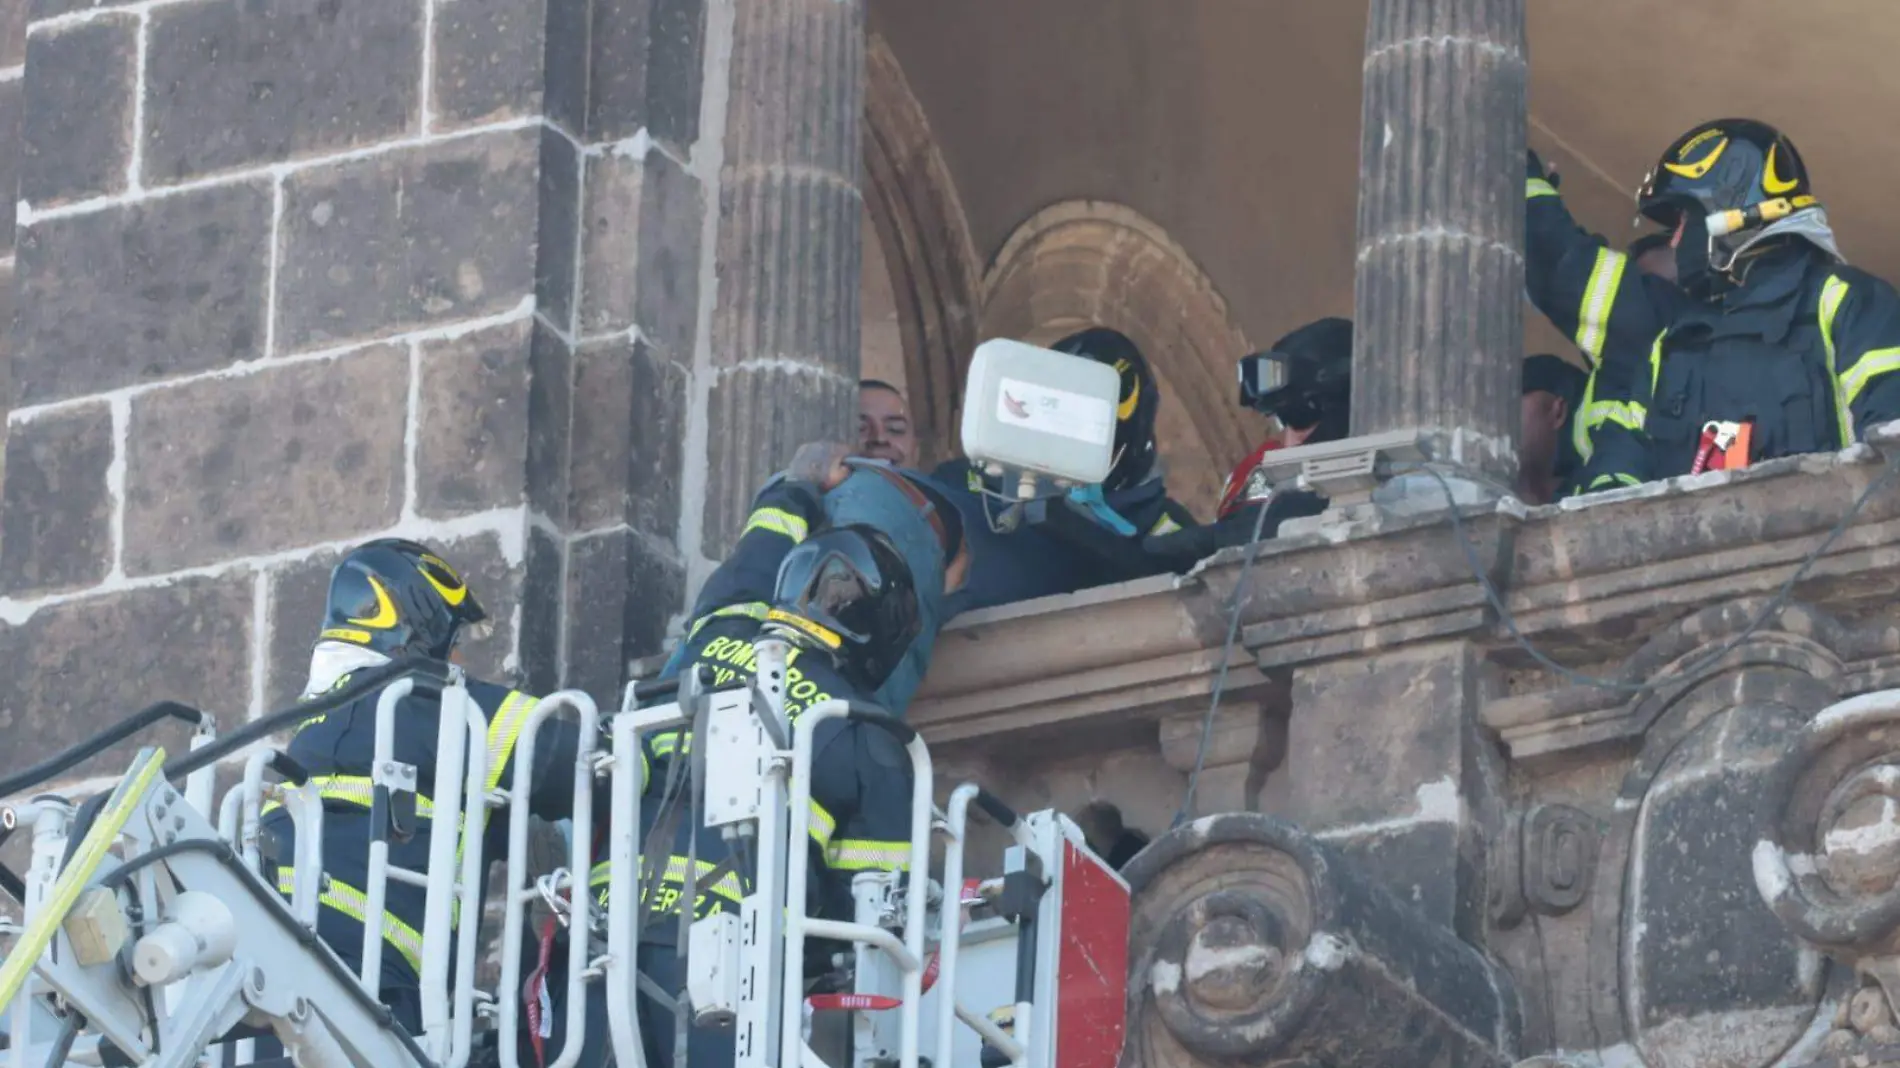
[{"x1": 0, "y1": 0, "x2": 867, "y2": 791}]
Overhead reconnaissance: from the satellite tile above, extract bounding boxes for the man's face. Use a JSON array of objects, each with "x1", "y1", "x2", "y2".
[
  {"x1": 1520, "y1": 391, "x2": 1566, "y2": 474},
  {"x1": 1280, "y1": 421, "x2": 1318, "y2": 449},
  {"x1": 858, "y1": 386, "x2": 915, "y2": 467}
]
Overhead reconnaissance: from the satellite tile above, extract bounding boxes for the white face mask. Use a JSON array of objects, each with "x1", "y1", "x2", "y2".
[{"x1": 302, "y1": 642, "x2": 392, "y2": 700}]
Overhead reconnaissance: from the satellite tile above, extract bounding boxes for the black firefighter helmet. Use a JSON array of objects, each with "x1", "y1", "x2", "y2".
[
  {"x1": 319, "y1": 539, "x2": 488, "y2": 661},
  {"x1": 1049, "y1": 328, "x2": 1161, "y2": 493},
  {"x1": 1635, "y1": 119, "x2": 1820, "y2": 281},
  {"x1": 766, "y1": 525, "x2": 921, "y2": 691},
  {"x1": 1241, "y1": 317, "x2": 1354, "y2": 443}
]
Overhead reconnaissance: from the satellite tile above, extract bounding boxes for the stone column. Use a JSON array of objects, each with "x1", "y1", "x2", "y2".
[
  {"x1": 695, "y1": 0, "x2": 864, "y2": 559},
  {"x1": 1351, "y1": 0, "x2": 1527, "y2": 483}
]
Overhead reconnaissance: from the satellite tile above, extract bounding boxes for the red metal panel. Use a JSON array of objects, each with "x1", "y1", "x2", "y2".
[{"x1": 1055, "y1": 840, "x2": 1130, "y2": 1068}]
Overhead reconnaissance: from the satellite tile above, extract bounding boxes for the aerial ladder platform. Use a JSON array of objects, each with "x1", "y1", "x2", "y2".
[{"x1": 0, "y1": 639, "x2": 1129, "y2": 1068}]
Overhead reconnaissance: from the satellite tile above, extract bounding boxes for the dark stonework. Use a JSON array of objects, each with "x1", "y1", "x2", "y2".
[
  {"x1": 1333, "y1": 822, "x2": 1463, "y2": 930},
  {"x1": 534, "y1": 127, "x2": 580, "y2": 332},
  {"x1": 1284, "y1": 644, "x2": 1472, "y2": 829},
  {"x1": 568, "y1": 337, "x2": 684, "y2": 535},
  {"x1": 277, "y1": 127, "x2": 539, "y2": 350},
  {"x1": 543, "y1": 0, "x2": 705, "y2": 150},
  {"x1": 416, "y1": 319, "x2": 533, "y2": 517},
  {"x1": 265, "y1": 530, "x2": 524, "y2": 710},
  {"x1": 1351, "y1": 0, "x2": 1527, "y2": 478},
  {"x1": 11, "y1": 180, "x2": 272, "y2": 406},
  {"x1": 525, "y1": 320, "x2": 574, "y2": 525},
  {"x1": 1124, "y1": 814, "x2": 1517, "y2": 1067},
  {"x1": 702, "y1": 0, "x2": 863, "y2": 554},
  {"x1": 0, "y1": 1, "x2": 24, "y2": 67},
  {"x1": 0, "y1": 76, "x2": 21, "y2": 252},
  {"x1": 144, "y1": 0, "x2": 421, "y2": 182},
  {"x1": 433, "y1": 0, "x2": 546, "y2": 130},
  {"x1": 30, "y1": 0, "x2": 137, "y2": 16},
  {"x1": 0, "y1": 403, "x2": 113, "y2": 595},
  {"x1": 0, "y1": 576, "x2": 251, "y2": 782},
  {"x1": 122, "y1": 346, "x2": 407, "y2": 574},
  {"x1": 564, "y1": 527, "x2": 681, "y2": 702},
  {"x1": 578, "y1": 146, "x2": 701, "y2": 347},
  {"x1": 520, "y1": 525, "x2": 563, "y2": 695},
  {"x1": 19, "y1": 14, "x2": 134, "y2": 205}
]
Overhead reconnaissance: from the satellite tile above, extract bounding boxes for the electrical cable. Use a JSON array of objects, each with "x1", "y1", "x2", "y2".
[
  {"x1": 1171, "y1": 493, "x2": 1274, "y2": 829},
  {"x1": 1171, "y1": 452, "x2": 1900, "y2": 824}
]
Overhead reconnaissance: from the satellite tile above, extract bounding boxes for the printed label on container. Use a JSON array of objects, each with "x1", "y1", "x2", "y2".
[{"x1": 995, "y1": 377, "x2": 1114, "y2": 446}]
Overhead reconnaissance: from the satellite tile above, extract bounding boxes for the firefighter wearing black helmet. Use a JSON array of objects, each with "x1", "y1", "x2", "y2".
[
  {"x1": 1526, "y1": 119, "x2": 1900, "y2": 490},
  {"x1": 259, "y1": 538, "x2": 608, "y2": 1034},
  {"x1": 543, "y1": 445, "x2": 967, "y2": 1068},
  {"x1": 932, "y1": 327, "x2": 1199, "y2": 614}
]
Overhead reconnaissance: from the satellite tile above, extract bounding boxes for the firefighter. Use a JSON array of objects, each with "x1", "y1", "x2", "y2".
[
  {"x1": 931, "y1": 327, "x2": 1198, "y2": 615},
  {"x1": 539, "y1": 448, "x2": 966, "y2": 1068},
  {"x1": 1528, "y1": 120, "x2": 1900, "y2": 491},
  {"x1": 1518, "y1": 353, "x2": 1588, "y2": 504},
  {"x1": 259, "y1": 539, "x2": 605, "y2": 1035}
]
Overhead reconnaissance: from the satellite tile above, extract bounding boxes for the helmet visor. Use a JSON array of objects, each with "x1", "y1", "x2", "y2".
[{"x1": 774, "y1": 533, "x2": 913, "y2": 648}]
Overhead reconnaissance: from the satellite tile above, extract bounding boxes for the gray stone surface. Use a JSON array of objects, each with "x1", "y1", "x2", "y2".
[
  {"x1": 432, "y1": 0, "x2": 545, "y2": 130},
  {"x1": 533, "y1": 127, "x2": 580, "y2": 331},
  {"x1": 265, "y1": 529, "x2": 523, "y2": 709},
  {"x1": 564, "y1": 527, "x2": 680, "y2": 702},
  {"x1": 0, "y1": 403, "x2": 113, "y2": 595},
  {"x1": 567, "y1": 337, "x2": 683, "y2": 535},
  {"x1": 144, "y1": 0, "x2": 421, "y2": 182},
  {"x1": 0, "y1": 576, "x2": 251, "y2": 782},
  {"x1": 19, "y1": 14, "x2": 134, "y2": 204},
  {"x1": 416, "y1": 319, "x2": 533, "y2": 516},
  {"x1": 525, "y1": 320, "x2": 573, "y2": 525},
  {"x1": 277, "y1": 128, "x2": 539, "y2": 349},
  {"x1": 122, "y1": 346, "x2": 407, "y2": 574},
  {"x1": 0, "y1": 1, "x2": 24, "y2": 67},
  {"x1": 520, "y1": 525, "x2": 563, "y2": 694},
  {"x1": 544, "y1": 0, "x2": 704, "y2": 149},
  {"x1": 1333, "y1": 821, "x2": 1463, "y2": 928},
  {"x1": 701, "y1": 365, "x2": 845, "y2": 556},
  {"x1": 0, "y1": 76, "x2": 20, "y2": 251},
  {"x1": 577, "y1": 146, "x2": 700, "y2": 347},
  {"x1": 11, "y1": 180, "x2": 272, "y2": 405}
]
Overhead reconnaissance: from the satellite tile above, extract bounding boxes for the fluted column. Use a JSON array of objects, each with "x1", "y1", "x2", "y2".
[
  {"x1": 1351, "y1": 0, "x2": 1527, "y2": 483},
  {"x1": 701, "y1": 0, "x2": 865, "y2": 556}
]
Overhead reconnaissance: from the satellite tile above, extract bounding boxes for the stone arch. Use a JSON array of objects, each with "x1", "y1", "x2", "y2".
[
  {"x1": 979, "y1": 200, "x2": 1256, "y2": 518},
  {"x1": 863, "y1": 32, "x2": 983, "y2": 469}
]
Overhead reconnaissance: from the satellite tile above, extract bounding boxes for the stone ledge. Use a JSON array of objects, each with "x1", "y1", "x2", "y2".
[{"x1": 910, "y1": 450, "x2": 1900, "y2": 756}]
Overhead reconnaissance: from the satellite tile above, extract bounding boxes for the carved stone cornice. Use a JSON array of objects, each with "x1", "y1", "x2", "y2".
[{"x1": 912, "y1": 450, "x2": 1900, "y2": 757}]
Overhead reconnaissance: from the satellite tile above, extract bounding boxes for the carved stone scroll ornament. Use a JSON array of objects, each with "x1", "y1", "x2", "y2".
[
  {"x1": 1491, "y1": 804, "x2": 1602, "y2": 930},
  {"x1": 1755, "y1": 689, "x2": 1900, "y2": 1062},
  {"x1": 1120, "y1": 813, "x2": 1519, "y2": 1068}
]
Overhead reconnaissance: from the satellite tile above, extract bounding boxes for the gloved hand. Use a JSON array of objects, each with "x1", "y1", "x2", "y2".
[{"x1": 1526, "y1": 149, "x2": 1561, "y2": 189}]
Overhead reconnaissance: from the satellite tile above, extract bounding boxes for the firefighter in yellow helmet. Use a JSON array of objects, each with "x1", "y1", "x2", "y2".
[
  {"x1": 260, "y1": 539, "x2": 607, "y2": 1035},
  {"x1": 1526, "y1": 119, "x2": 1900, "y2": 490}
]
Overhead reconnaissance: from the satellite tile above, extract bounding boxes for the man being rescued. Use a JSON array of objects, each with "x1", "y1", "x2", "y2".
[{"x1": 535, "y1": 442, "x2": 970, "y2": 1068}]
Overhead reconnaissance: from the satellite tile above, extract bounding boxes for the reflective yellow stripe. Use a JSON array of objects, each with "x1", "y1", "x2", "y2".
[
  {"x1": 485, "y1": 692, "x2": 538, "y2": 796},
  {"x1": 1821, "y1": 275, "x2": 1857, "y2": 445},
  {"x1": 588, "y1": 856, "x2": 745, "y2": 903},
  {"x1": 262, "y1": 775, "x2": 440, "y2": 820},
  {"x1": 1844, "y1": 348, "x2": 1900, "y2": 409},
  {"x1": 1148, "y1": 514, "x2": 1182, "y2": 537},
  {"x1": 824, "y1": 839, "x2": 912, "y2": 872},
  {"x1": 742, "y1": 507, "x2": 808, "y2": 544},
  {"x1": 276, "y1": 869, "x2": 423, "y2": 975},
  {"x1": 1586, "y1": 473, "x2": 1642, "y2": 491},
  {"x1": 1649, "y1": 332, "x2": 1666, "y2": 397},
  {"x1": 1574, "y1": 248, "x2": 1629, "y2": 368},
  {"x1": 686, "y1": 602, "x2": 770, "y2": 642},
  {"x1": 1572, "y1": 368, "x2": 1599, "y2": 463},
  {"x1": 807, "y1": 800, "x2": 837, "y2": 849},
  {"x1": 1526, "y1": 177, "x2": 1558, "y2": 199},
  {"x1": 1581, "y1": 399, "x2": 1647, "y2": 433}
]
